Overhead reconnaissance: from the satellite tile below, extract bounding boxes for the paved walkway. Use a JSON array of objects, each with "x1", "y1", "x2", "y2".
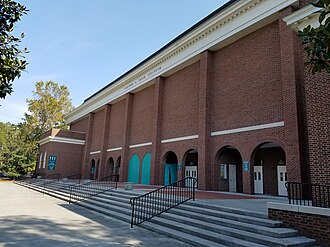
[{"x1": 0, "y1": 181, "x2": 192, "y2": 247}]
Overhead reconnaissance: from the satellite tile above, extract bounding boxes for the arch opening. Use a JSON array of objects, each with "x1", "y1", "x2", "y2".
[
  {"x1": 163, "y1": 151, "x2": 178, "y2": 186},
  {"x1": 183, "y1": 149, "x2": 198, "y2": 187},
  {"x1": 252, "y1": 142, "x2": 286, "y2": 196},
  {"x1": 90, "y1": 159, "x2": 96, "y2": 180},
  {"x1": 215, "y1": 146, "x2": 243, "y2": 193}
]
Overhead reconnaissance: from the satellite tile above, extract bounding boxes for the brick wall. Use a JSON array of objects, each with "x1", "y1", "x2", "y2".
[
  {"x1": 269, "y1": 208, "x2": 330, "y2": 247},
  {"x1": 107, "y1": 100, "x2": 125, "y2": 148},
  {"x1": 70, "y1": 116, "x2": 88, "y2": 133},
  {"x1": 211, "y1": 21, "x2": 282, "y2": 131},
  {"x1": 161, "y1": 61, "x2": 200, "y2": 140},
  {"x1": 130, "y1": 85, "x2": 155, "y2": 145},
  {"x1": 38, "y1": 141, "x2": 84, "y2": 178},
  {"x1": 89, "y1": 109, "x2": 104, "y2": 152},
  {"x1": 304, "y1": 70, "x2": 330, "y2": 184}
]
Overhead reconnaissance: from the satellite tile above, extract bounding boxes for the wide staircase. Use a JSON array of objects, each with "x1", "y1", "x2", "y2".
[{"x1": 15, "y1": 177, "x2": 316, "y2": 247}]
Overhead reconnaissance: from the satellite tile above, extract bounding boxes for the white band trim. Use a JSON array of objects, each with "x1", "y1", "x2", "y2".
[
  {"x1": 107, "y1": 147, "x2": 123, "y2": 152},
  {"x1": 161, "y1": 135, "x2": 198, "y2": 144},
  {"x1": 39, "y1": 136, "x2": 85, "y2": 146},
  {"x1": 129, "y1": 142, "x2": 152, "y2": 149},
  {"x1": 211, "y1": 121, "x2": 284, "y2": 136},
  {"x1": 90, "y1": 151, "x2": 101, "y2": 155}
]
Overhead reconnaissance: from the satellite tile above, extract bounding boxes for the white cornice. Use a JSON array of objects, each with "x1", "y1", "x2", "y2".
[
  {"x1": 283, "y1": 4, "x2": 321, "y2": 31},
  {"x1": 161, "y1": 135, "x2": 199, "y2": 144},
  {"x1": 66, "y1": 0, "x2": 298, "y2": 124},
  {"x1": 39, "y1": 136, "x2": 85, "y2": 146},
  {"x1": 107, "y1": 147, "x2": 123, "y2": 152},
  {"x1": 211, "y1": 121, "x2": 284, "y2": 136},
  {"x1": 129, "y1": 142, "x2": 152, "y2": 149}
]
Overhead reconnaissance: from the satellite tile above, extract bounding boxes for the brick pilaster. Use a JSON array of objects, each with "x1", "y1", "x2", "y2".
[
  {"x1": 99, "y1": 104, "x2": 111, "y2": 178},
  {"x1": 279, "y1": 7, "x2": 303, "y2": 183},
  {"x1": 120, "y1": 93, "x2": 133, "y2": 182},
  {"x1": 198, "y1": 50, "x2": 213, "y2": 190},
  {"x1": 81, "y1": 113, "x2": 94, "y2": 179},
  {"x1": 150, "y1": 77, "x2": 164, "y2": 185}
]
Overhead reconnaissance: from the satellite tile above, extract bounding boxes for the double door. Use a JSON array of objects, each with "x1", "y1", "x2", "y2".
[{"x1": 185, "y1": 166, "x2": 197, "y2": 188}]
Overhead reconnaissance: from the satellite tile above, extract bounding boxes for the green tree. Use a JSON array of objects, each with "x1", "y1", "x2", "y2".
[
  {"x1": 0, "y1": 0, "x2": 28, "y2": 99},
  {"x1": 0, "y1": 81, "x2": 74, "y2": 177},
  {"x1": 24, "y1": 81, "x2": 74, "y2": 141},
  {"x1": 298, "y1": 0, "x2": 330, "y2": 74},
  {"x1": 0, "y1": 122, "x2": 34, "y2": 178}
]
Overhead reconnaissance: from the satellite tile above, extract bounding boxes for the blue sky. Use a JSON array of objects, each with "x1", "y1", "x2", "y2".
[{"x1": 0, "y1": 0, "x2": 229, "y2": 124}]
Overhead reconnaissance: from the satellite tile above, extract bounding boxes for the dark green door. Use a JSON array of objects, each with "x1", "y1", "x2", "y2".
[{"x1": 128, "y1": 154, "x2": 140, "y2": 183}]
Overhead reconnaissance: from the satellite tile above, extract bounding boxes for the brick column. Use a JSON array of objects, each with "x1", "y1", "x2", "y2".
[
  {"x1": 198, "y1": 50, "x2": 213, "y2": 190},
  {"x1": 99, "y1": 104, "x2": 111, "y2": 178},
  {"x1": 120, "y1": 93, "x2": 133, "y2": 182},
  {"x1": 150, "y1": 77, "x2": 164, "y2": 185},
  {"x1": 279, "y1": 7, "x2": 304, "y2": 183},
  {"x1": 81, "y1": 113, "x2": 94, "y2": 179}
]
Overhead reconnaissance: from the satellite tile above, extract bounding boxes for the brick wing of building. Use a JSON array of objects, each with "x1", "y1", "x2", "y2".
[{"x1": 37, "y1": 0, "x2": 329, "y2": 196}]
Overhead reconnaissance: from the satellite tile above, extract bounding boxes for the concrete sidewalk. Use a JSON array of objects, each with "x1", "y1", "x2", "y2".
[{"x1": 0, "y1": 181, "x2": 192, "y2": 247}]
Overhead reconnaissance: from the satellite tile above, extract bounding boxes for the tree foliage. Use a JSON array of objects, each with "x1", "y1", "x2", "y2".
[
  {"x1": 25, "y1": 81, "x2": 74, "y2": 140},
  {"x1": 0, "y1": 122, "x2": 35, "y2": 178},
  {"x1": 0, "y1": 0, "x2": 28, "y2": 99},
  {"x1": 0, "y1": 81, "x2": 74, "y2": 177},
  {"x1": 298, "y1": 0, "x2": 330, "y2": 74}
]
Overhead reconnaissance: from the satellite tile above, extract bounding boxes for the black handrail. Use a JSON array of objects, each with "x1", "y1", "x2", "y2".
[
  {"x1": 63, "y1": 173, "x2": 82, "y2": 184},
  {"x1": 44, "y1": 173, "x2": 61, "y2": 181},
  {"x1": 286, "y1": 182, "x2": 330, "y2": 208},
  {"x1": 41, "y1": 173, "x2": 61, "y2": 194},
  {"x1": 130, "y1": 177, "x2": 197, "y2": 228},
  {"x1": 69, "y1": 174, "x2": 119, "y2": 203}
]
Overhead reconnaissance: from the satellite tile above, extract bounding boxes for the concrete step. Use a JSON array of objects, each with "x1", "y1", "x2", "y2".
[
  {"x1": 186, "y1": 200, "x2": 268, "y2": 219},
  {"x1": 157, "y1": 213, "x2": 312, "y2": 246},
  {"x1": 171, "y1": 204, "x2": 282, "y2": 228},
  {"x1": 77, "y1": 200, "x2": 131, "y2": 223},
  {"x1": 161, "y1": 209, "x2": 297, "y2": 238},
  {"x1": 142, "y1": 221, "x2": 228, "y2": 247},
  {"x1": 147, "y1": 217, "x2": 266, "y2": 247}
]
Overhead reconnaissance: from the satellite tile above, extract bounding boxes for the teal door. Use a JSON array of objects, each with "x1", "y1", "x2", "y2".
[
  {"x1": 128, "y1": 154, "x2": 140, "y2": 183},
  {"x1": 141, "y1": 153, "x2": 151, "y2": 184},
  {"x1": 164, "y1": 163, "x2": 177, "y2": 185}
]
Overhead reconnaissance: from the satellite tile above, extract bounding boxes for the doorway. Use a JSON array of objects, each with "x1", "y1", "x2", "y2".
[
  {"x1": 277, "y1": 166, "x2": 287, "y2": 196},
  {"x1": 254, "y1": 166, "x2": 263, "y2": 194},
  {"x1": 183, "y1": 149, "x2": 198, "y2": 188},
  {"x1": 163, "y1": 151, "x2": 178, "y2": 186}
]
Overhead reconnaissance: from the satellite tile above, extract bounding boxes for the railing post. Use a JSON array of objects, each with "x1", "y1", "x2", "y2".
[
  {"x1": 69, "y1": 186, "x2": 73, "y2": 204},
  {"x1": 193, "y1": 178, "x2": 196, "y2": 201},
  {"x1": 130, "y1": 198, "x2": 135, "y2": 228}
]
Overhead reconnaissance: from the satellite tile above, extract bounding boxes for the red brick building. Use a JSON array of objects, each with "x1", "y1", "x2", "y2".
[{"x1": 37, "y1": 0, "x2": 329, "y2": 195}]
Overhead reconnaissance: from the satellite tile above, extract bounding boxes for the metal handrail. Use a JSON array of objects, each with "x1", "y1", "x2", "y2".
[
  {"x1": 44, "y1": 173, "x2": 61, "y2": 181},
  {"x1": 63, "y1": 173, "x2": 82, "y2": 184},
  {"x1": 286, "y1": 182, "x2": 330, "y2": 208},
  {"x1": 69, "y1": 174, "x2": 119, "y2": 203},
  {"x1": 130, "y1": 177, "x2": 197, "y2": 228}
]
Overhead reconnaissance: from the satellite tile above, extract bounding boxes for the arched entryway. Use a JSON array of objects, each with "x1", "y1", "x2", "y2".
[
  {"x1": 95, "y1": 159, "x2": 100, "y2": 180},
  {"x1": 128, "y1": 154, "x2": 140, "y2": 183},
  {"x1": 252, "y1": 142, "x2": 286, "y2": 196},
  {"x1": 115, "y1": 156, "x2": 121, "y2": 181},
  {"x1": 107, "y1": 157, "x2": 115, "y2": 177},
  {"x1": 163, "y1": 151, "x2": 178, "y2": 186},
  {"x1": 183, "y1": 149, "x2": 198, "y2": 187},
  {"x1": 90, "y1": 159, "x2": 96, "y2": 180},
  {"x1": 141, "y1": 152, "x2": 151, "y2": 185},
  {"x1": 215, "y1": 146, "x2": 243, "y2": 193}
]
